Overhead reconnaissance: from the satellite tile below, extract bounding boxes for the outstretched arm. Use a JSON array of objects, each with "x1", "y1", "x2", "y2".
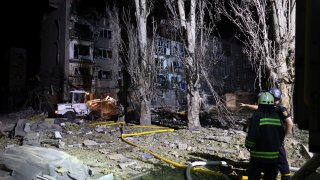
[
  {"x1": 284, "y1": 117, "x2": 294, "y2": 136},
  {"x1": 240, "y1": 103, "x2": 258, "y2": 110}
]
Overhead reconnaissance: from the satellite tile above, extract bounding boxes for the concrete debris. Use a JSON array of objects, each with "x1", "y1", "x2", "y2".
[
  {"x1": 118, "y1": 161, "x2": 137, "y2": 169},
  {"x1": 24, "y1": 123, "x2": 31, "y2": 133},
  {"x1": 54, "y1": 131, "x2": 62, "y2": 139},
  {"x1": 204, "y1": 135, "x2": 232, "y2": 143},
  {"x1": 96, "y1": 173, "x2": 114, "y2": 180},
  {"x1": 95, "y1": 125, "x2": 107, "y2": 133},
  {"x1": 0, "y1": 108, "x2": 311, "y2": 179},
  {"x1": 31, "y1": 121, "x2": 62, "y2": 132},
  {"x1": 44, "y1": 118, "x2": 55, "y2": 125},
  {"x1": 178, "y1": 143, "x2": 188, "y2": 150},
  {"x1": 0, "y1": 122, "x2": 15, "y2": 136},
  {"x1": 14, "y1": 119, "x2": 27, "y2": 137},
  {"x1": 141, "y1": 153, "x2": 153, "y2": 159},
  {"x1": 98, "y1": 149, "x2": 109, "y2": 155},
  {"x1": 5, "y1": 144, "x2": 15, "y2": 149},
  {"x1": 107, "y1": 154, "x2": 126, "y2": 160},
  {"x1": 83, "y1": 140, "x2": 98, "y2": 146},
  {"x1": 59, "y1": 141, "x2": 66, "y2": 148},
  {"x1": 300, "y1": 143, "x2": 313, "y2": 159},
  {"x1": 23, "y1": 132, "x2": 42, "y2": 146}
]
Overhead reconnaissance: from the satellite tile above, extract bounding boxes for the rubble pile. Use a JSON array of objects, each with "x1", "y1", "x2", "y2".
[
  {"x1": 88, "y1": 96, "x2": 122, "y2": 120},
  {"x1": 0, "y1": 108, "x2": 310, "y2": 179}
]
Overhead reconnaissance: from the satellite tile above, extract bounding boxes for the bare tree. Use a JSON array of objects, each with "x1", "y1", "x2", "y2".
[
  {"x1": 121, "y1": 1, "x2": 157, "y2": 125},
  {"x1": 164, "y1": 0, "x2": 232, "y2": 129},
  {"x1": 215, "y1": 0, "x2": 295, "y2": 110},
  {"x1": 163, "y1": 0, "x2": 200, "y2": 129}
]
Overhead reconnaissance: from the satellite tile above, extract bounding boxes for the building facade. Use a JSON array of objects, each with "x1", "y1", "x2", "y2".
[
  {"x1": 40, "y1": 0, "x2": 121, "y2": 102},
  {"x1": 152, "y1": 36, "x2": 186, "y2": 110}
]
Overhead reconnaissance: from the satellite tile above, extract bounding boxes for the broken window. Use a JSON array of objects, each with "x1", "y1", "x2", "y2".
[
  {"x1": 74, "y1": 44, "x2": 90, "y2": 59},
  {"x1": 74, "y1": 67, "x2": 91, "y2": 76},
  {"x1": 156, "y1": 74, "x2": 169, "y2": 88},
  {"x1": 155, "y1": 58, "x2": 164, "y2": 69},
  {"x1": 98, "y1": 70, "x2": 112, "y2": 80},
  {"x1": 100, "y1": 29, "x2": 112, "y2": 39},
  {"x1": 74, "y1": 23, "x2": 92, "y2": 39}
]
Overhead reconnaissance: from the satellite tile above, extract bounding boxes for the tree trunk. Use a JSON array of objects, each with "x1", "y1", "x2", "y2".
[
  {"x1": 271, "y1": 0, "x2": 295, "y2": 113},
  {"x1": 140, "y1": 94, "x2": 151, "y2": 125},
  {"x1": 134, "y1": 0, "x2": 152, "y2": 125},
  {"x1": 187, "y1": 87, "x2": 201, "y2": 129},
  {"x1": 179, "y1": 0, "x2": 201, "y2": 129}
]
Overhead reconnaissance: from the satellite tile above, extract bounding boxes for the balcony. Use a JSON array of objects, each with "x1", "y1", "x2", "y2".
[{"x1": 70, "y1": 29, "x2": 94, "y2": 41}]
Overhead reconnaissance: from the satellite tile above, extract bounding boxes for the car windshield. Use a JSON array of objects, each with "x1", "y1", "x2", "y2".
[{"x1": 73, "y1": 93, "x2": 85, "y2": 103}]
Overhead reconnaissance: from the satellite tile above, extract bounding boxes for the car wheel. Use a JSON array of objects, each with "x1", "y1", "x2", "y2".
[{"x1": 64, "y1": 111, "x2": 76, "y2": 121}]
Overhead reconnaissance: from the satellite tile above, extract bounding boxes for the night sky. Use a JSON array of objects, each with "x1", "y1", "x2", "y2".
[{"x1": 1, "y1": 0, "x2": 46, "y2": 76}]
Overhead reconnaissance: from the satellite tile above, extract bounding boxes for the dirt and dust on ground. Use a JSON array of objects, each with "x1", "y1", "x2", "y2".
[{"x1": 0, "y1": 107, "x2": 312, "y2": 180}]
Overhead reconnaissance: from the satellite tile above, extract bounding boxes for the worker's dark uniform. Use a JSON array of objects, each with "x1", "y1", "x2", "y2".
[
  {"x1": 276, "y1": 104, "x2": 291, "y2": 180},
  {"x1": 245, "y1": 106, "x2": 285, "y2": 180}
]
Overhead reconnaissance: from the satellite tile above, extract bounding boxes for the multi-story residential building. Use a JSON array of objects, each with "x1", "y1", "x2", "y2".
[
  {"x1": 152, "y1": 36, "x2": 186, "y2": 110},
  {"x1": 206, "y1": 37, "x2": 256, "y2": 94},
  {"x1": 40, "y1": 0, "x2": 121, "y2": 102},
  {"x1": 152, "y1": 36, "x2": 256, "y2": 109}
]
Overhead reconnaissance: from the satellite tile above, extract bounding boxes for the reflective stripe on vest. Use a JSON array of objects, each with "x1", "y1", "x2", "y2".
[
  {"x1": 259, "y1": 118, "x2": 281, "y2": 126},
  {"x1": 251, "y1": 151, "x2": 279, "y2": 159}
]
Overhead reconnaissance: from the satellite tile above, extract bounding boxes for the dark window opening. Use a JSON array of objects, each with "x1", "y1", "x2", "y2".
[
  {"x1": 97, "y1": 49, "x2": 112, "y2": 59},
  {"x1": 74, "y1": 44, "x2": 90, "y2": 59},
  {"x1": 75, "y1": 67, "x2": 90, "y2": 76},
  {"x1": 98, "y1": 70, "x2": 112, "y2": 80},
  {"x1": 100, "y1": 29, "x2": 112, "y2": 39}
]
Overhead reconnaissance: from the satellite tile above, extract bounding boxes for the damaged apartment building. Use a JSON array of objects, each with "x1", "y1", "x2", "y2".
[
  {"x1": 152, "y1": 34, "x2": 255, "y2": 110},
  {"x1": 40, "y1": 0, "x2": 121, "y2": 102},
  {"x1": 152, "y1": 36, "x2": 186, "y2": 110},
  {"x1": 38, "y1": 0, "x2": 255, "y2": 111}
]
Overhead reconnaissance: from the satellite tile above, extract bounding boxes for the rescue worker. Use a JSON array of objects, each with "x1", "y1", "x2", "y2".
[
  {"x1": 240, "y1": 88, "x2": 293, "y2": 179},
  {"x1": 245, "y1": 92, "x2": 285, "y2": 179}
]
